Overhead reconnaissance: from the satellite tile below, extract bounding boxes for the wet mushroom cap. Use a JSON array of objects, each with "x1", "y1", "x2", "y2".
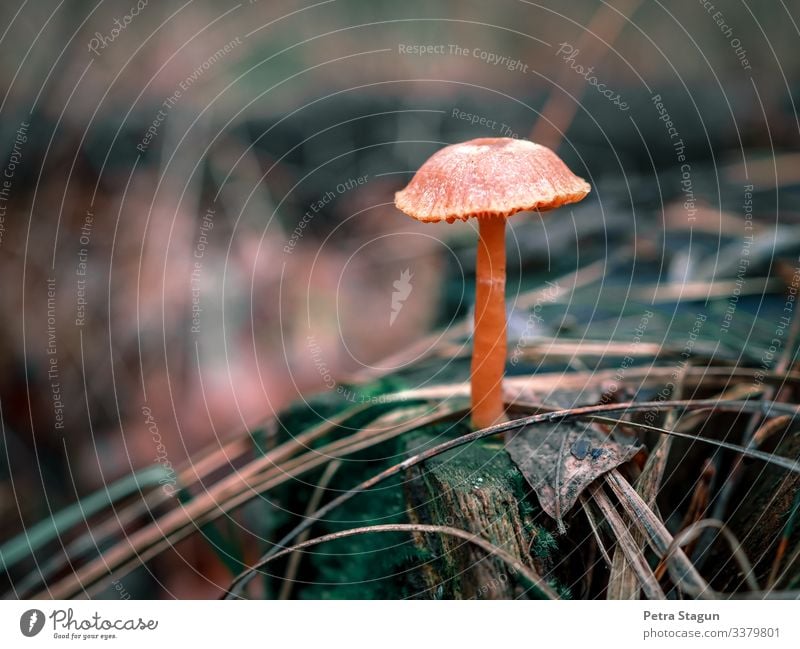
[{"x1": 394, "y1": 137, "x2": 591, "y2": 223}]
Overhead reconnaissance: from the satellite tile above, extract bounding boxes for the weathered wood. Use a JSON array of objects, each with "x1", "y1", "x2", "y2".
[
  {"x1": 724, "y1": 423, "x2": 800, "y2": 589},
  {"x1": 403, "y1": 436, "x2": 555, "y2": 599}
]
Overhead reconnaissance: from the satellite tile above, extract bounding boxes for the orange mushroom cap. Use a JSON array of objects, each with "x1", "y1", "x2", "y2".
[{"x1": 394, "y1": 137, "x2": 591, "y2": 223}]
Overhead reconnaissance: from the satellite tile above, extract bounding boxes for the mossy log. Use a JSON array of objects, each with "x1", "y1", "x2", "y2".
[{"x1": 403, "y1": 435, "x2": 559, "y2": 599}]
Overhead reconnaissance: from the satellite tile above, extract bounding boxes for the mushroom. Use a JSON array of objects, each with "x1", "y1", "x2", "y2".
[{"x1": 394, "y1": 137, "x2": 590, "y2": 429}]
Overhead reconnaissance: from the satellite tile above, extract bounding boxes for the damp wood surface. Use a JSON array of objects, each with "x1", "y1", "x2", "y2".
[{"x1": 402, "y1": 434, "x2": 561, "y2": 599}]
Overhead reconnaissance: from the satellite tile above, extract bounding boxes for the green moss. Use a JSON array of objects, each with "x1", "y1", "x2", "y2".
[{"x1": 296, "y1": 435, "x2": 429, "y2": 599}]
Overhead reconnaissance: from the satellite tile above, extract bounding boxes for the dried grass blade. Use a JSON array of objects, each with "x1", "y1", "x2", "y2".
[
  {"x1": 589, "y1": 485, "x2": 665, "y2": 600},
  {"x1": 605, "y1": 470, "x2": 714, "y2": 599},
  {"x1": 579, "y1": 495, "x2": 612, "y2": 568}
]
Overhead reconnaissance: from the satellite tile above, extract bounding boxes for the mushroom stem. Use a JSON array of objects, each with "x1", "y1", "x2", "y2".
[{"x1": 471, "y1": 217, "x2": 508, "y2": 429}]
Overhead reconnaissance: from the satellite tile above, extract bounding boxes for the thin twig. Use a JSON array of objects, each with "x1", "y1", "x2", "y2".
[
  {"x1": 586, "y1": 413, "x2": 799, "y2": 473},
  {"x1": 278, "y1": 460, "x2": 342, "y2": 600},
  {"x1": 658, "y1": 520, "x2": 760, "y2": 594},
  {"x1": 395, "y1": 365, "x2": 800, "y2": 406}
]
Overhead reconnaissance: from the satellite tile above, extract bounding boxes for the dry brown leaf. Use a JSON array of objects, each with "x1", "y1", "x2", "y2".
[{"x1": 506, "y1": 419, "x2": 640, "y2": 530}]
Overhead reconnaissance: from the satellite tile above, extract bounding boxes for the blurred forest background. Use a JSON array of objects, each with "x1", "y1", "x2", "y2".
[{"x1": 1, "y1": 0, "x2": 800, "y2": 597}]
